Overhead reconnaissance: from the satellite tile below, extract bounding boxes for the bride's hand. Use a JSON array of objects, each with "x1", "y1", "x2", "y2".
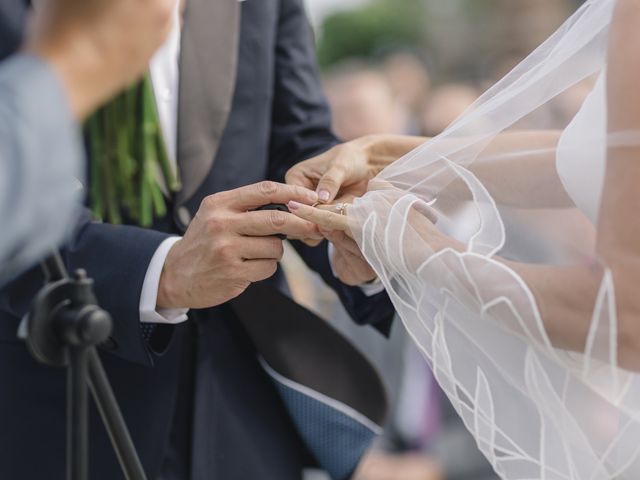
[
  {"x1": 286, "y1": 200, "x2": 378, "y2": 285},
  {"x1": 286, "y1": 201, "x2": 352, "y2": 235},
  {"x1": 286, "y1": 135, "x2": 429, "y2": 204},
  {"x1": 287, "y1": 187, "x2": 456, "y2": 282},
  {"x1": 285, "y1": 138, "x2": 380, "y2": 204},
  {"x1": 284, "y1": 132, "x2": 432, "y2": 206}
]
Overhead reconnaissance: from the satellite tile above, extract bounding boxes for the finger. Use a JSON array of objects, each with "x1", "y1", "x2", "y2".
[
  {"x1": 284, "y1": 166, "x2": 316, "y2": 190},
  {"x1": 235, "y1": 210, "x2": 320, "y2": 238},
  {"x1": 323, "y1": 230, "x2": 361, "y2": 256},
  {"x1": 226, "y1": 181, "x2": 318, "y2": 210},
  {"x1": 412, "y1": 202, "x2": 439, "y2": 224},
  {"x1": 287, "y1": 201, "x2": 350, "y2": 233},
  {"x1": 315, "y1": 204, "x2": 356, "y2": 239},
  {"x1": 237, "y1": 236, "x2": 284, "y2": 260},
  {"x1": 286, "y1": 221, "x2": 323, "y2": 241},
  {"x1": 243, "y1": 259, "x2": 278, "y2": 283},
  {"x1": 316, "y1": 164, "x2": 349, "y2": 203},
  {"x1": 366, "y1": 180, "x2": 439, "y2": 223}
]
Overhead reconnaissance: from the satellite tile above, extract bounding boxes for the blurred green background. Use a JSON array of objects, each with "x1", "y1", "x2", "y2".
[{"x1": 313, "y1": 0, "x2": 584, "y2": 81}]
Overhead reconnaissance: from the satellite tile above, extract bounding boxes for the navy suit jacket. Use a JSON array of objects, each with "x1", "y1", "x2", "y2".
[{"x1": 0, "y1": 1, "x2": 394, "y2": 479}]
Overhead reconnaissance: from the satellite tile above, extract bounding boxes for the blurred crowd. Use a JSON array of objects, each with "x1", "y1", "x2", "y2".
[
  {"x1": 324, "y1": 53, "x2": 476, "y2": 140},
  {"x1": 285, "y1": 6, "x2": 595, "y2": 477}
]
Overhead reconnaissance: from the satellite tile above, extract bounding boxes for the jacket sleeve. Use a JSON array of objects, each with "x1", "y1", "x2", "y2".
[
  {"x1": 0, "y1": 209, "x2": 172, "y2": 367},
  {"x1": 267, "y1": 0, "x2": 339, "y2": 181},
  {"x1": 267, "y1": 0, "x2": 395, "y2": 335}
]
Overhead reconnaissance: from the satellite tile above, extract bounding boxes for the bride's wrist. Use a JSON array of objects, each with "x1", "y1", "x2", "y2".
[
  {"x1": 358, "y1": 134, "x2": 430, "y2": 172},
  {"x1": 350, "y1": 135, "x2": 402, "y2": 175}
]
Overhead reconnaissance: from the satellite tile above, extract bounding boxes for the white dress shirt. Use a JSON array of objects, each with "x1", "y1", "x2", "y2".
[
  {"x1": 139, "y1": 0, "x2": 382, "y2": 325},
  {"x1": 140, "y1": 2, "x2": 187, "y2": 324}
]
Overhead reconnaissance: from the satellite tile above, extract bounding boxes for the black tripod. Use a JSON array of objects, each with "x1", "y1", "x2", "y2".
[{"x1": 18, "y1": 251, "x2": 147, "y2": 480}]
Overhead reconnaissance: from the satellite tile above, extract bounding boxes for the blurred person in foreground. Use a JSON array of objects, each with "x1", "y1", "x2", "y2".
[{"x1": 0, "y1": 0, "x2": 173, "y2": 276}]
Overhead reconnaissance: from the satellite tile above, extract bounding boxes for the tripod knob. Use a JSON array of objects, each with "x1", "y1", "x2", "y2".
[
  {"x1": 59, "y1": 305, "x2": 112, "y2": 348},
  {"x1": 22, "y1": 259, "x2": 114, "y2": 366}
]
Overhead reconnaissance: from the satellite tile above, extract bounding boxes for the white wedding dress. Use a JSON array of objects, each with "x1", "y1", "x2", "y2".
[
  {"x1": 348, "y1": 1, "x2": 640, "y2": 478},
  {"x1": 556, "y1": 73, "x2": 606, "y2": 224}
]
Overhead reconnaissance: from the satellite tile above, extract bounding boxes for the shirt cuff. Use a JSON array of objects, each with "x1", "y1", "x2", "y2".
[
  {"x1": 140, "y1": 237, "x2": 189, "y2": 324},
  {"x1": 327, "y1": 242, "x2": 385, "y2": 297}
]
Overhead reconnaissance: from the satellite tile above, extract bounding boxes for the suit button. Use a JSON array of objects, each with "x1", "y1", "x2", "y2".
[{"x1": 176, "y1": 206, "x2": 192, "y2": 230}]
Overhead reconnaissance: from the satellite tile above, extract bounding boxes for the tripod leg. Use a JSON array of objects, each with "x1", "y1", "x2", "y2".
[
  {"x1": 68, "y1": 347, "x2": 89, "y2": 480},
  {"x1": 87, "y1": 349, "x2": 147, "y2": 480}
]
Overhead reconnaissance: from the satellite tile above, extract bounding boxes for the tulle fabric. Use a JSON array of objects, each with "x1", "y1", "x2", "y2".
[{"x1": 349, "y1": 1, "x2": 640, "y2": 478}]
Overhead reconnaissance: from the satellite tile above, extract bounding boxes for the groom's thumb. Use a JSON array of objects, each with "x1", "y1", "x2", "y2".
[{"x1": 316, "y1": 165, "x2": 347, "y2": 203}]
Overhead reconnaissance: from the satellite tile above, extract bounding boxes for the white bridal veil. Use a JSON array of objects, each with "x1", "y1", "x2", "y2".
[{"x1": 349, "y1": 0, "x2": 640, "y2": 478}]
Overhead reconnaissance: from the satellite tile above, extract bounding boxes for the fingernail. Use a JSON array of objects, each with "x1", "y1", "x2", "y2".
[
  {"x1": 318, "y1": 190, "x2": 331, "y2": 202},
  {"x1": 288, "y1": 200, "x2": 301, "y2": 210},
  {"x1": 308, "y1": 191, "x2": 319, "y2": 202}
]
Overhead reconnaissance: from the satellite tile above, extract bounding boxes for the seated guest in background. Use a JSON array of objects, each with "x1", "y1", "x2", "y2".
[
  {"x1": 382, "y1": 51, "x2": 432, "y2": 135},
  {"x1": 324, "y1": 65, "x2": 411, "y2": 140},
  {"x1": 420, "y1": 83, "x2": 480, "y2": 137}
]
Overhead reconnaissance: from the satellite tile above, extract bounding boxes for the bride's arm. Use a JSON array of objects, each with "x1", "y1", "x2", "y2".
[
  {"x1": 523, "y1": 0, "x2": 640, "y2": 369},
  {"x1": 288, "y1": 130, "x2": 570, "y2": 208},
  {"x1": 465, "y1": 130, "x2": 571, "y2": 208},
  {"x1": 371, "y1": 130, "x2": 572, "y2": 208},
  {"x1": 422, "y1": 0, "x2": 640, "y2": 370},
  {"x1": 593, "y1": 0, "x2": 640, "y2": 364}
]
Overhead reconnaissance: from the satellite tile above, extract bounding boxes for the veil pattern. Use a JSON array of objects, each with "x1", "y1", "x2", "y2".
[{"x1": 349, "y1": 1, "x2": 640, "y2": 478}]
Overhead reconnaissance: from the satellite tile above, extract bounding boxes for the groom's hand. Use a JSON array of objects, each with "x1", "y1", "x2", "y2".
[{"x1": 157, "y1": 182, "x2": 319, "y2": 309}]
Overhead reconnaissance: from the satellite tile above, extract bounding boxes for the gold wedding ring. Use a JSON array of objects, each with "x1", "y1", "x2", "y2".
[
  {"x1": 310, "y1": 201, "x2": 349, "y2": 216},
  {"x1": 335, "y1": 202, "x2": 349, "y2": 216}
]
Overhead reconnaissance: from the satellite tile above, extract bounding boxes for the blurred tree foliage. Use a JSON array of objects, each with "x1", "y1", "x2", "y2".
[
  {"x1": 316, "y1": 0, "x2": 582, "y2": 78},
  {"x1": 316, "y1": 0, "x2": 426, "y2": 69}
]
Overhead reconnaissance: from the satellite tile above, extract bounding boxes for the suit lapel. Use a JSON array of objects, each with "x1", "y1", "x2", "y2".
[{"x1": 177, "y1": 0, "x2": 240, "y2": 203}]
